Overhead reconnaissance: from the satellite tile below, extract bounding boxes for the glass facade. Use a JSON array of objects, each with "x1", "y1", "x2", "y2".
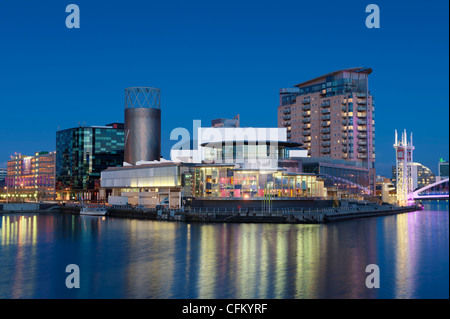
[
  {"x1": 56, "y1": 124, "x2": 124, "y2": 201},
  {"x1": 193, "y1": 165, "x2": 324, "y2": 199},
  {"x1": 202, "y1": 142, "x2": 294, "y2": 165},
  {"x1": 302, "y1": 162, "x2": 370, "y2": 195}
]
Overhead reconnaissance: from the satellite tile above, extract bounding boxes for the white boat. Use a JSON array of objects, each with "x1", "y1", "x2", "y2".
[{"x1": 80, "y1": 206, "x2": 108, "y2": 216}]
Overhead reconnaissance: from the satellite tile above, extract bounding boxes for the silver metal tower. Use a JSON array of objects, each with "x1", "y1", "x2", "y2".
[{"x1": 124, "y1": 87, "x2": 161, "y2": 165}]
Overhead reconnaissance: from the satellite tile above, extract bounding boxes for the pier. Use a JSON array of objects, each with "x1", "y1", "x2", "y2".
[{"x1": 51, "y1": 203, "x2": 420, "y2": 224}]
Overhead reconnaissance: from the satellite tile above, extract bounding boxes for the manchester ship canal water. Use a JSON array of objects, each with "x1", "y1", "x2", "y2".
[{"x1": 0, "y1": 202, "x2": 448, "y2": 299}]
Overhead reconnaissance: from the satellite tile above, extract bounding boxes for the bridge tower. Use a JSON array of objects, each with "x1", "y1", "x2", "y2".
[{"x1": 394, "y1": 129, "x2": 415, "y2": 206}]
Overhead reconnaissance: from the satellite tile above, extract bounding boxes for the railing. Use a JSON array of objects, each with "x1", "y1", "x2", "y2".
[{"x1": 302, "y1": 98, "x2": 311, "y2": 104}]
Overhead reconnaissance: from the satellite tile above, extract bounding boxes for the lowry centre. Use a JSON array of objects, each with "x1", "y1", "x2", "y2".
[{"x1": 99, "y1": 86, "x2": 373, "y2": 209}]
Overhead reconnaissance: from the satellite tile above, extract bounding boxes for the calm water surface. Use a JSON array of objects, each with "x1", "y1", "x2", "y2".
[{"x1": 0, "y1": 202, "x2": 448, "y2": 299}]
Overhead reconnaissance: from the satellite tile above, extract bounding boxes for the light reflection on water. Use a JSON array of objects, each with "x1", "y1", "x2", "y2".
[{"x1": 0, "y1": 202, "x2": 448, "y2": 299}]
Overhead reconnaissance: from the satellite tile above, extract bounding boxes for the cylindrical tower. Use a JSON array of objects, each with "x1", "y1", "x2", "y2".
[{"x1": 124, "y1": 87, "x2": 161, "y2": 165}]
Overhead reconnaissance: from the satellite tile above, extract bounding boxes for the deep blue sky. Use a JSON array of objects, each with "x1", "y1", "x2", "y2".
[{"x1": 0, "y1": 0, "x2": 448, "y2": 177}]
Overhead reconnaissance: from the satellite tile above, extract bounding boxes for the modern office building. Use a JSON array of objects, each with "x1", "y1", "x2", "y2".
[
  {"x1": 0, "y1": 168, "x2": 6, "y2": 189},
  {"x1": 124, "y1": 87, "x2": 161, "y2": 165},
  {"x1": 5, "y1": 152, "x2": 56, "y2": 201},
  {"x1": 438, "y1": 159, "x2": 449, "y2": 182},
  {"x1": 211, "y1": 114, "x2": 240, "y2": 128},
  {"x1": 391, "y1": 162, "x2": 436, "y2": 191},
  {"x1": 56, "y1": 123, "x2": 124, "y2": 201},
  {"x1": 278, "y1": 67, "x2": 375, "y2": 193}
]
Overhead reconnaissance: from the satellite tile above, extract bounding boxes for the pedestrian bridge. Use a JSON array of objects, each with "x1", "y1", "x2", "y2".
[{"x1": 411, "y1": 178, "x2": 449, "y2": 200}]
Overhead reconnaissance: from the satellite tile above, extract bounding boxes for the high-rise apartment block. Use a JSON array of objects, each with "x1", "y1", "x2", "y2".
[{"x1": 278, "y1": 67, "x2": 375, "y2": 192}]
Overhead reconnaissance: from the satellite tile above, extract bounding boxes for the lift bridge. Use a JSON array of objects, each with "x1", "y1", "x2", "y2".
[
  {"x1": 394, "y1": 129, "x2": 449, "y2": 203},
  {"x1": 411, "y1": 178, "x2": 449, "y2": 201}
]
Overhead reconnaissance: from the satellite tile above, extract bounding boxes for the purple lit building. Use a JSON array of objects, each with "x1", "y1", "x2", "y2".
[{"x1": 278, "y1": 68, "x2": 376, "y2": 194}]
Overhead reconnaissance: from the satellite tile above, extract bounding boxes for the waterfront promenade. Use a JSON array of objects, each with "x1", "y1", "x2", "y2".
[{"x1": 38, "y1": 202, "x2": 421, "y2": 224}]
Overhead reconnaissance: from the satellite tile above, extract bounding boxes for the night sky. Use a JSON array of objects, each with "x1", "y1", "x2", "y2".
[{"x1": 0, "y1": 0, "x2": 448, "y2": 177}]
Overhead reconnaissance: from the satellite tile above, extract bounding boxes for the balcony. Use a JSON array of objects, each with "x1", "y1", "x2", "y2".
[
  {"x1": 321, "y1": 147, "x2": 331, "y2": 154},
  {"x1": 321, "y1": 128, "x2": 330, "y2": 134},
  {"x1": 358, "y1": 154, "x2": 368, "y2": 159},
  {"x1": 321, "y1": 115, "x2": 331, "y2": 121},
  {"x1": 320, "y1": 101, "x2": 330, "y2": 107},
  {"x1": 302, "y1": 124, "x2": 311, "y2": 129},
  {"x1": 283, "y1": 108, "x2": 291, "y2": 114},
  {"x1": 321, "y1": 108, "x2": 330, "y2": 114},
  {"x1": 356, "y1": 93, "x2": 367, "y2": 98},
  {"x1": 283, "y1": 120, "x2": 291, "y2": 126},
  {"x1": 357, "y1": 112, "x2": 367, "y2": 118},
  {"x1": 356, "y1": 99, "x2": 367, "y2": 104},
  {"x1": 342, "y1": 147, "x2": 347, "y2": 152},
  {"x1": 341, "y1": 99, "x2": 347, "y2": 104},
  {"x1": 357, "y1": 126, "x2": 367, "y2": 132},
  {"x1": 342, "y1": 133, "x2": 347, "y2": 139},
  {"x1": 357, "y1": 140, "x2": 367, "y2": 146},
  {"x1": 302, "y1": 98, "x2": 311, "y2": 104},
  {"x1": 356, "y1": 106, "x2": 367, "y2": 112},
  {"x1": 357, "y1": 133, "x2": 367, "y2": 138},
  {"x1": 321, "y1": 121, "x2": 330, "y2": 127},
  {"x1": 287, "y1": 133, "x2": 291, "y2": 138},
  {"x1": 302, "y1": 130, "x2": 311, "y2": 136},
  {"x1": 302, "y1": 118, "x2": 311, "y2": 123},
  {"x1": 302, "y1": 111, "x2": 311, "y2": 117},
  {"x1": 321, "y1": 134, "x2": 330, "y2": 140},
  {"x1": 302, "y1": 105, "x2": 311, "y2": 111},
  {"x1": 357, "y1": 119, "x2": 367, "y2": 125},
  {"x1": 283, "y1": 115, "x2": 291, "y2": 120},
  {"x1": 357, "y1": 147, "x2": 368, "y2": 152},
  {"x1": 302, "y1": 136, "x2": 311, "y2": 142},
  {"x1": 322, "y1": 141, "x2": 331, "y2": 147},
  {"x1": 341, "y1": 106, "x2": 347, "y2": 112},
  {"x1": 342, "y1": 119, "x2": 347, "y2": 125}
]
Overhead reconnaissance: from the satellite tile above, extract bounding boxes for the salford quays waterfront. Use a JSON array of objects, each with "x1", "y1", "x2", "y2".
[{"x1": 0, "y1": 202, "x2": 447, "y2": 299}]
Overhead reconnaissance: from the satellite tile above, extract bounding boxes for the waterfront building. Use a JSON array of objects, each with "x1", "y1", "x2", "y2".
[
  {"x1": 437, "y1": 159, "x2": 449, "y2": 182},
  {"x1": 0, "y1": 168, "x2": 6, "y2": 187},
  {"x1": 5, "y1": 152, "x2": 55, "y2": 201},
  {"x1": 56, "y1": 123, "x2": 124, "y2": 201},
  {"x1": 278, "y1": 67, "x2": 375, "y2": 194},
  {"x1": 124, "y1": 87, "x2": 161, "y2": 165},
  {"x1": 392, "y1": 162, "x2": 435, "y2": 191},
  {"x1": 300, "y1": 157, "x2": 372, "y2": 198},
  {"x1": 102, "y1": 126, "x2": 326, "y2": 208},
  {"x1": 375, "y1": 175, "x2": 396, "y2": 205},
  {"x1": 211, "y1": 114, "x2": 240, "y2": 128}
]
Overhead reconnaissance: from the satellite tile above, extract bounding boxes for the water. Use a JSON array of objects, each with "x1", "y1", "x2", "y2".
[{"x1": 0, "y1": 202, "x2": 448, "y2": 299}]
